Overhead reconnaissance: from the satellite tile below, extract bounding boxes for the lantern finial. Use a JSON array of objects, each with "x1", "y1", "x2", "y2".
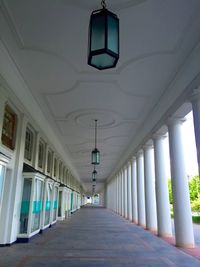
[{"x1": 101, "y1": 0, "x2": 106, "y2": 9}]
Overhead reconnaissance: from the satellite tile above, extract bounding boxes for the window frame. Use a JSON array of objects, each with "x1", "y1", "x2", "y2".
[
  {"x1": 1, "y1": 104, "x2": 17, "y2": 150},
  {"x1": 24, "y1": 126, "x2": 35, "y2": 163}
]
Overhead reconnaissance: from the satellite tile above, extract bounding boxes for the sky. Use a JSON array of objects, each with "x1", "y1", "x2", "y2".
[{"x1": 164, "y1": 111, "x2": 199, "y2": 178}]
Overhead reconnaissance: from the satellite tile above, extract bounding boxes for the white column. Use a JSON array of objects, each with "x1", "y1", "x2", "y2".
[
  {"x1": 191, "y1": 90, "x2": 200, "y2": 176},
  {"x1": 118, "y1": 174, "x2": 121, "y2": 214},
  {"x1": 131, "y1": 157, "x2": 138, "y2": 224},
  {"x1": 153, "y1": 135, "x2": 172, "y2": 237},
  {"x1": 115, "y1": 177, "x2": 117, "y2": 212},
  {"x1": 127, "y1": 161, "x2": 132, "y2": 221},
  {"x1": 121, "y1": 170, "x2": 125, "y2": 217},
  {"x1": 124, "y1": 167, "x2": 128, "y2": 218},
  {"x1": 114, "y1": 178, "x2": 116, "y2": 212},
  {"x1": 115, "y1": 174, "x2": 119, "y2": 213},
  {"x1": 143, "y1": 144, "x2": 157, "y2": 232},
  {"x1": 168, "y1": 118, "x2": 194, "y2": 248},
  {"x1": 119, "y1": 171, "x2": 122, "y2": 215},
  {"x1": 137, "y1": 150, "x2": 146, "y2": 228},
  {"x1": 117, "y1": 173, "x2": 120, "y2": 214}
]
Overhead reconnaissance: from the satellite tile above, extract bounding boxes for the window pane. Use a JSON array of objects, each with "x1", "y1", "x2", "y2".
[
  {"x1": 47, "y1": 150, "x2": 52, "y2": 173},
  {"x1": 44, "y1": 183, "x2": 52, "y2": 226},
  {"x1": 24, "y1": 128, "x2": 34, "y2": 161},
  {"x1": 38, "y1": 141, "x2": 44, "y2": 169},
  {"x1": 53, "y1": 187, "x2": 58, "y2": 221},
  {"x1": 19, "y1": 179, "x2": 32, "y2": 234},
  {"x1": 31, "y1": 179, "x2": 43, "y2": 232},
  {"x1": 54, "y1": 158, "x2": 57, "y2": 177},
  {"x1": 1, "y1": 105, "x2": 17, "y2": 150}
]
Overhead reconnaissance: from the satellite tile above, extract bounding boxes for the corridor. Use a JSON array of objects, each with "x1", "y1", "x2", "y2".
[{"x1": 0, "y1": 206, "x2": 200, "y2": 267}]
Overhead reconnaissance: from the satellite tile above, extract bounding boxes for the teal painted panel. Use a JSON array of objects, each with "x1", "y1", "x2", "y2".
[
  {"x1": 45, "y1": 201, "x2": 51, "y2": 211},
  {"x1": 70, "y1": 192, "x2": 73, "y2": 210},
  {"x1": 21, "y1": 201, "x2": 30, "y2": 214},
  {"x1": 33, "y1": 201, "x2": 42, "y2": 213},
  {"x1": 54, "y1": 200, "x2": 58, "y2": 209}
]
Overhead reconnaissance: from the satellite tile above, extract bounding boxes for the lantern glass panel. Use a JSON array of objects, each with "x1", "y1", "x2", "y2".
[
  {"x1": 91, "y1": 149, "x2": 100, "y2": 165},
  {"x1": 91, "y1": 14, "x2": 105, "y2": 51},
  {"x1": 108, "y1": 15, "x2": 119, "y2": 54},
  {"x1": 91, "y1": 54, "x2": 115, "y2": 69},
  {"x1": 96, "y1": 150, "x2": 100, "y2": 164}
]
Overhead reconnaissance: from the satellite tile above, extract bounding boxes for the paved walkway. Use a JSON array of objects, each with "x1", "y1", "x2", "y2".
[{"x1": 0, "y1": 207, "x2": 200, "y2": 267}]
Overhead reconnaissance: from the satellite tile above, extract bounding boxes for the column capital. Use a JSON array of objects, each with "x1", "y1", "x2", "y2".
[
  {"x1": 136, "y1": 149, "x2": 143, "y2": 157},
  {"x1": 167, "y1": 117, "x2": 186, "y2": 127},
  {"x1": 190, "y1": 88, "x2": 200, "y2": 103},
  {"x1": 143, "y1": 143, "x2": 153, "y2": 151},
  {"x1": 131, "y1": 156, "x2": 136, "y2": 162},
  {"x1": 127, "y1": 160, "x2": 131, "y2": 166},
  {"x1": 152, "y1": 133, "x2": 167, "y2": 141}
]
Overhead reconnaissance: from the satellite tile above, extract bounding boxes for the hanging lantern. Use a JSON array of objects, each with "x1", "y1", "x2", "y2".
[
  {"x1": 92, "y1": 179, "x2": 96, "y2": 186},
  {"x1": 88, "y1": 0, "x2": 119, "y2": 70},
  {"x1": 91, "y1": 148, "x2": 100, "y2": 165},
  {"x1": 91, "y1": 120, "x2": 100, "y2": 165},
  {"x1": 92, "y1": 169, "x2": 97, "y2": 180}
]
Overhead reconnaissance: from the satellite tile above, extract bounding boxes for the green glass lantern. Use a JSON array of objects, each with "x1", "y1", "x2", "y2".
[
  {"x1": 91, "y1": 120, "x2": 100, "y2": 165},
  {"x1": 88, "y1": 0, "x2": 119, "y2": 70},
  {"x1": 92, "y1": 170, "x2": 97, "y2": 180},
  {"x1": 91, "y1": 148, "x2": 100, "y2": 165}
]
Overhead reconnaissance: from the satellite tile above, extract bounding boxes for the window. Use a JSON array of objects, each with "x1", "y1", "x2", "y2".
[
  {"x1": 47, "y1": 150, "x2": 53, "y2": 174},
  {"x1": 1, "y1": 105, "x2": 17, "y2": 150},
  {"x1": 38, "y1": 140, "x2": 45, "y2": 169},
  {"x1": 24, "y1": 127, "x2": 34, "y2": 162},
  {"x1": 54, "y1": 158, "x2": 57, "y2": 177},
  {"x1": 59, "y1": 162, "x2": 62, "y2": 181}
]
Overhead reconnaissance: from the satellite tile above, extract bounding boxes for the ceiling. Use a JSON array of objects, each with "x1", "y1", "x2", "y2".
[{"x1": 0, "y1": 0, "x2": 200, "y2": 193}]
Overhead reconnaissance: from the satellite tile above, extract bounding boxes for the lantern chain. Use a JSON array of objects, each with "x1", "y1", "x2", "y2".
[{"x1": 101, "y1": 0, "x2": 106, "y2": 9}]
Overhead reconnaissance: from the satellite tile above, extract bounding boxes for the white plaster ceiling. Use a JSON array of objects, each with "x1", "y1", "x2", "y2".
[{"x1": 0, "y1": 0, "x2": 200, "y2": 194}]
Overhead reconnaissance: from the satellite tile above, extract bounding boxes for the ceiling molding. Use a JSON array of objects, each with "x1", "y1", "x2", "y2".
[
  {"x1": 0, "y1": 0, "x2": 78, "y2": 73},
  {"x1": 44, "y1": 80, "x2": 150, "y2": 98}
]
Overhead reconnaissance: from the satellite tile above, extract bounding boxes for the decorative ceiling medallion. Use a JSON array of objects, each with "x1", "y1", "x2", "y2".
[{"x1": 66, "y1": 109, "x2": 119, "y2": 129}]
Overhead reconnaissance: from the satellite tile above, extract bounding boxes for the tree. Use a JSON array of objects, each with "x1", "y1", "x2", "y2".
[
  {"x1": 189, "y1": 175, "x2": 200, "y2": 201},
  {"x1": 191, "y1": 197, "x2": 200, "y2": 212},
  {"x1": 168, "y1": 179, "x2": 173, "y2": 204}
]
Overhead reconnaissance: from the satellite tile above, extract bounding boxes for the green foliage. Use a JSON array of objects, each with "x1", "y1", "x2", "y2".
[
  {"x1": 192, "y1": 216, "x2": 200, "y2": 224},
  {"x1": 168, "y1": 175, "x2": 200, "y2": 218},
  {"x1": 168, "y1": 179, "x2": 173, "y2": 204},
  {"x1": 189, "y1": 175, "x2": 200, "y2": 201},
  {"x1": 191, "y1": 197, "x2": 200, "y2": 212}
]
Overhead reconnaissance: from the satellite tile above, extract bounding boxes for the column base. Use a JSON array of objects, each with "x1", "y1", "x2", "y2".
[
  {"x1": 176, "y1": 242, "x2": 195, "y2": 249},
  {"x1": 132, "y1": 220, "x2": 138, "y2": 224},
  {"x1": 158, "y1": 232, "x2": 173, "y2": 238},
  {"x1": 148, "y1": 228, "x2": 158, "y2": 235},
  {"x1": 138, "y1": 223, "x2": 146, "y2": 229}
]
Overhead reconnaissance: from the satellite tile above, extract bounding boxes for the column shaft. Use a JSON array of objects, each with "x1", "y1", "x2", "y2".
[
  {"x1": 131, "y1": 158, "x2": 138, "y2": 223},
  {"x1": 144, "y1": 145, "x2": 157, "y2": 231},
  {"x1": 127, "y1": 162, "x2": 132, "y2": 221},
  {"x1": 153, "y1": 135, "x2": 172, "y2": 237},
  {"x1": 168, "y1": 119, "x2": 194, "y2": 248},
  {"x1": 124, "y1": 168, "x2": 128, "y2": 218},
  {"x1": 137, "y1": 151, "x2": 146, "y2": 227},
  {"x1": 191, "y1": 92, "x2": 200, "y2": 175},
  {"x1": 121, "y1": 171, "x2": 125, "y2": 217}
]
